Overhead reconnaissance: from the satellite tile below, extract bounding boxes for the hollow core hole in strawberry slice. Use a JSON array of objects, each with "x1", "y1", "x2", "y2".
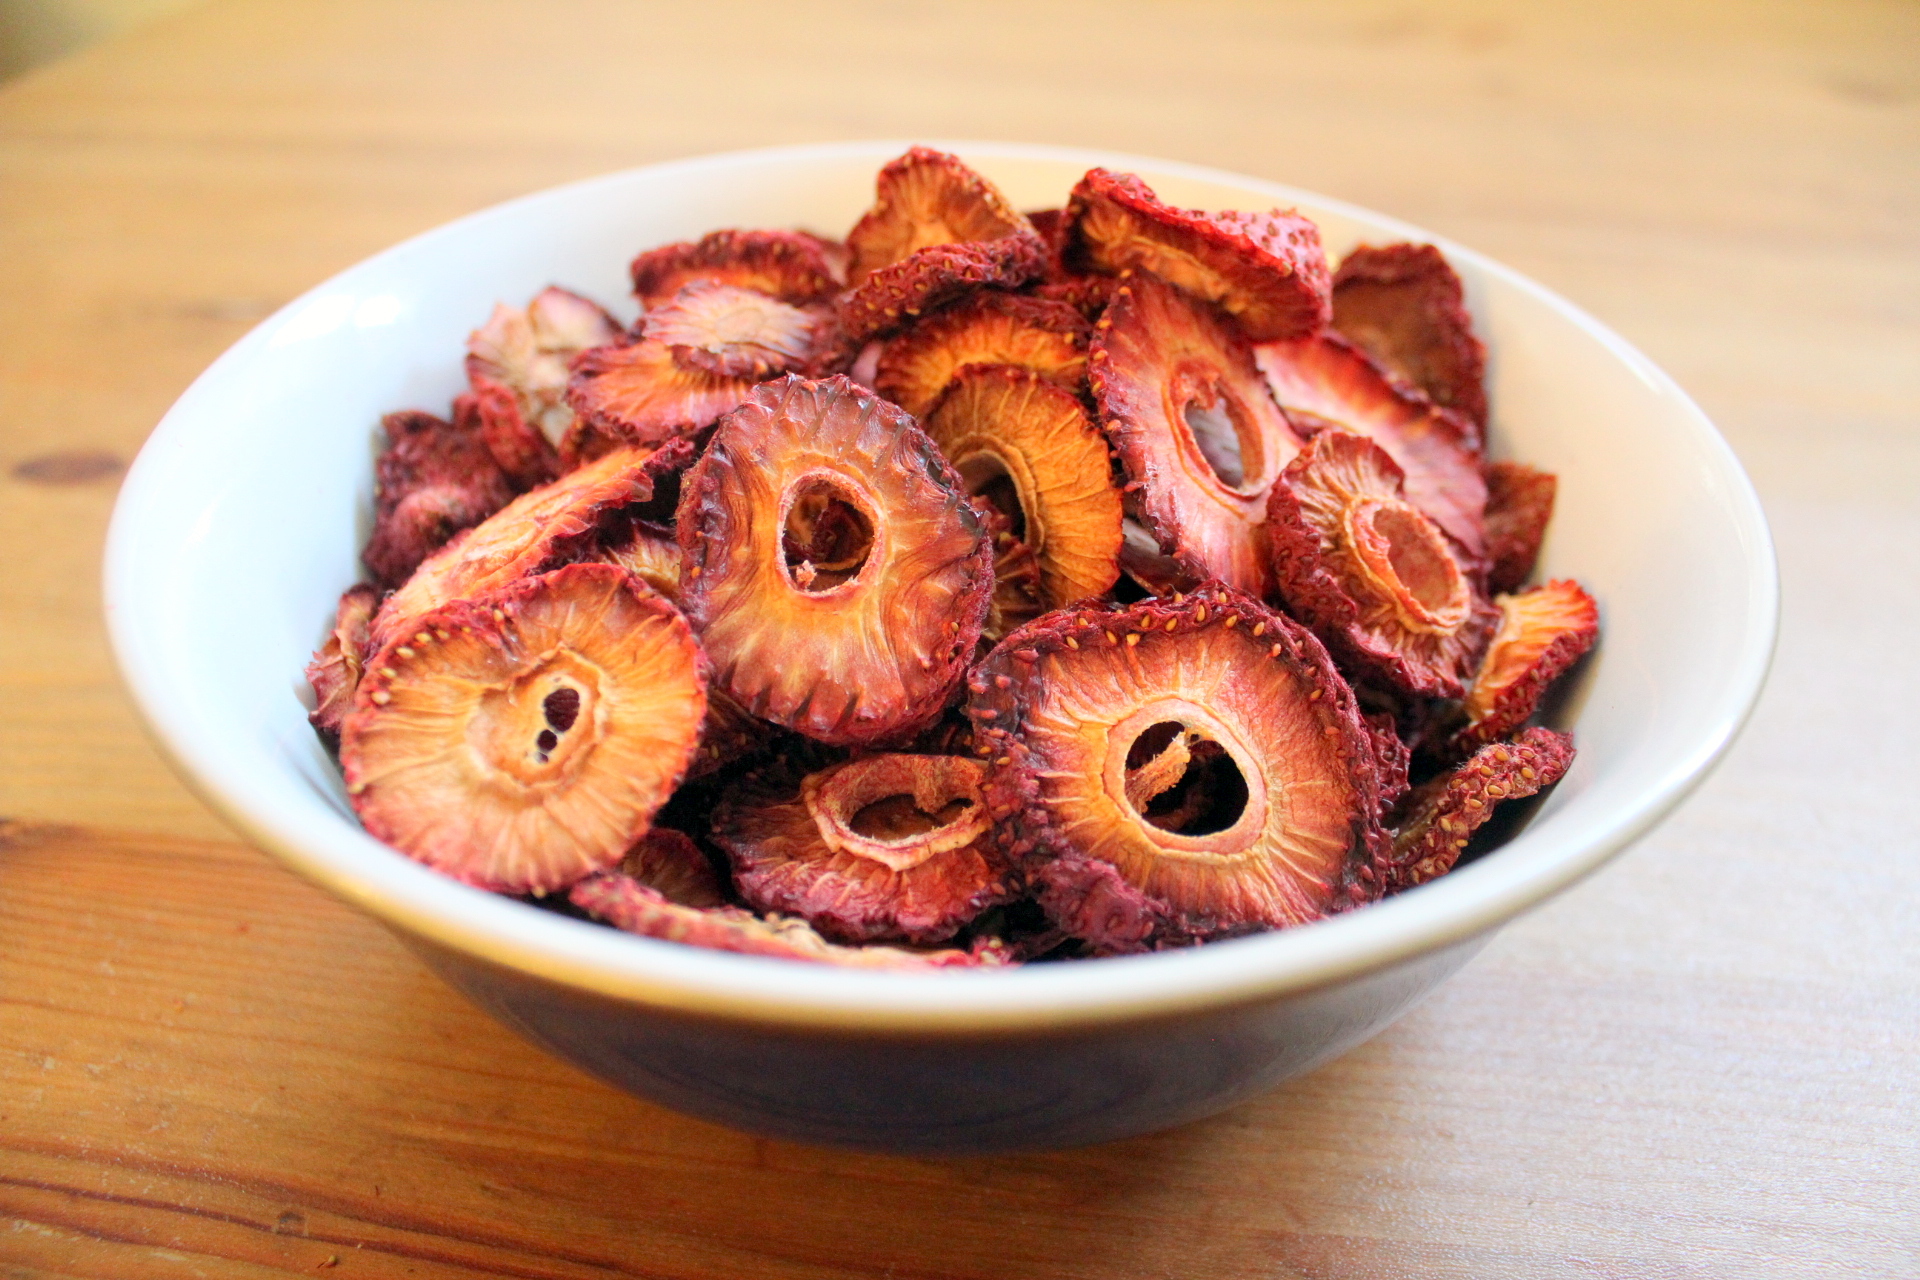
[
  {"x1": 780, "y1": 475, "x2": 876, "y2": 592},
  {"x1": 848, "y1": 793, "x2": 978, "y2": 841},
  {"x1": 1122, "y1": 719, "x2": 1251, "y2": 838},
  {"x1": 534, "y1": 686, "x2": 584, "y2": 758},
  {"x1": 1174, "y1": 367, "x2": 1266, "y2": 493},
  {"x1": 956, "y1": 454, "x2": 1028, "y2": 543},
  {"x1": 476, "y1": 661, "x2": 601, "y2": 778}
]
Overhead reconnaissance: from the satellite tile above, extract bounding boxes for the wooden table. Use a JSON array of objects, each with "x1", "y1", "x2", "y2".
[{"x1": 3, "y1": 1, "x2": 1916, "y2": 1275}]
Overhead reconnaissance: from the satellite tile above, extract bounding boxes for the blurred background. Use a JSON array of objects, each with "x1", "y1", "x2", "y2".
[{"x1": 0, "y1": 0, "x2": 201, "y2": 78}]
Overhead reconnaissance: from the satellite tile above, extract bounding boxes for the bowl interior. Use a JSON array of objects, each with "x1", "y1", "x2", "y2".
[{"x1": 105, "y1": 141, "x2": 1776, "y2": 1031}]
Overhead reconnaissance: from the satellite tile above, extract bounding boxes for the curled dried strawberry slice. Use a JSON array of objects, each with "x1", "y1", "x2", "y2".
[
  {"x1": 1091, "y1": 274, "x2": 1304, "y2": 596},
  {"x1": 1449, "y1": 580, "x2": 1597, "y2": 755},
  {"x1": 714, "y1": 754, "x2": 1014, "y2": 945},
  {"x1": 616, "y1": 827, "x2": 727, "y2": 909},
  {"x1": 305, "y1": 583, "x2": 380, "y2": 748},
  {"x1": 838, "y1": 236, "x2": 1050, "y2": 344},
  {"x1": 630, "y1": 229, "x2": 842, "y2": 308},
  {"x1": 1063, "y1": 168, "x2": 1331, "y2": 342},
  {"x1": 341, "y1": 563, "x2": 707, "y2": 894},
  {"x1": 643, "y1": 282, "x2": 838, "y2": 379},
  {"x1": 362, "y1": 409, "x2": 515, "y2": 590},
  {"x1": 1267, "y1": 430, "x2": 1497, "y2": 698},
  {"x1": 1484, "y1": 460, "x2": 1558, "y2": 594},
  {"x1": 466, "y1": 286, "x2": 623, "y2": 467},
  {"x1": 874, "y1": 292, "x2": 1088, "y2": 417},
  {"x1": 1332, "y1": 243, "x2": 1487, "y2": 428},
  {"x1": 568, "y1": 872, "x2": 1012, "y2": 969},
  {"x1": 370, "y1": 439, "x2": 692, "y2": 651},
  {"x1": 1388, "y1": 727, "x2": 1574, "y2": 890},
  {"x1": 967, "y1": 589, "x2": 1390, "y2": 952},
  {"x1": 1255, "y1": 332, "x2": 1487, "y2": 559},
  {"x1": 1363, "y1": 710, "x2": 1412, "y2": 817},
  {"x1": 846, "y1": 147, "x2": 1036, "y2": 284},
  {"x1": 923, "y1": 364, "x2": 1124, "y2": 608},
  {"x1": 564, "y1": 336, "x2": 757, "y2": 459},
  {"x1": 677, "y1": 376, "x2": 993, "y2": 745},
  {"x1": 470, "y1": 286, "x2": 624, "y2": 380},
  {"x1": 458, "y1": 377, "x2": 558, "y2": 491}
]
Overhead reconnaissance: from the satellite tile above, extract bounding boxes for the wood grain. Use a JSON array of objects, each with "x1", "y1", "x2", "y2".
[{"x1": 1, "y1": 0, "x2": 1917, "y2": 1275}]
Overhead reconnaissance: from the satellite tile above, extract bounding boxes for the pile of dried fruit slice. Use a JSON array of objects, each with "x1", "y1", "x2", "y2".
[{"x1": 310, "y1": 148, "x2": 1595, "y2": 969}]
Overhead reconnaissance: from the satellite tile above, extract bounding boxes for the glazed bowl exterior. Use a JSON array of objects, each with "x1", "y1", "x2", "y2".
[{"x1": 104, "y1": 142, "x2": 1777, "y2": 1153}]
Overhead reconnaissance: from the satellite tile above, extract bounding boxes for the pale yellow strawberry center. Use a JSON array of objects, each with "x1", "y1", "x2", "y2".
[
  {"x1": 802, "y1": 755, "x2": 992, "y2": 873},
  {"x1": 471, "y1": 650, "x2": 603, "y2": 784}
]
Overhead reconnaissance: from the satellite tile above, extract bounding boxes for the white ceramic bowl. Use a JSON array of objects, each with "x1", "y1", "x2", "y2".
[{"x1": 105, "y1": 142, "x2": 1776, "y2": 1152}]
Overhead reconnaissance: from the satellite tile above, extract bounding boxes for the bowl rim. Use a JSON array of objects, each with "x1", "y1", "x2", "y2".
[{"x1": 104, "y1": 139, "x2": 1779, "y2": 1034}]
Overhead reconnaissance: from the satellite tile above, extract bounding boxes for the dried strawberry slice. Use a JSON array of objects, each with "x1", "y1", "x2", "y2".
[
  {"x1": 458, "y1": 377, "x2": 558, "y2": 491},
  {"x1": 874, "y1": 292, "x2": 1089, "y2": 417},
  {"x1": 369, "y1": 438, "x2": 692, "y2": 651},
  {"x1": 837, "y1": 236, "x2": 1050, "y2": 344},
  {"x1": 677, "y1": 376, "x2": 994, "y2": 745},
  {"x1": 1063, "y1": 168, "x2": 1332, "y2": 342},
  {"x1": 466, "y1": 286, "x2": 623, "y2": 465},
  {"x1": 1484, "y1": 460, "x2": 1558, "y2": 594},
  {"x1": 1449, "y1": 580, "x2": 1598, "y2": 755},
  {"x1": 362, "y1": 409, "x2": 515, "y2": 590},
  {"x1": 1388, "y1": 727, "x2": 1574, "y2": 889},
  {"x1": 967, "y1": 589, "x2": 1391, "y2": 952},
  {"x1": 616, "y1": 827, "x2": 727, "y2": 909},
  {"x1": 1091, "y1": 274, "x2": 1304, "y2": 596},
  {"x1": 1255, "y1": 332, "x2": 1487, "y2": 559},
  {"x1": 630, "y1": 229, "x2": 842, "y2": 308},
  {"x1": 1332, "y1": 243, "x2": 1487, "y2": 428},
  {"x1": 643, "y1": 281, "x2": 838, "y2": 379},
  {"x1": 846, "y1": 147, "x2": 1035, "y2": 284},
  {"x1": 305, "y1": 583, "x2": 380, "y2": 748},
  {"x1": 923, "y1": 364, "x2": 1124, "y2": 608},
  {"x1": 714, "y1": 754, "x2": 1014, "y2": 945},
  {"x1": 568, "y1": 872, "x2": 1012, "y2": 969},
  {"x1": 469, "y1": 286, "x2": 624, "y2": 384},
  {"x1": 1266, "y1": 430, "x2": 1497, "y2": 698},
  {"x1": 564, "y1": 336, "x2": 758, "y2": 458},
  {"x1": 341, "y1": 563, "x2": 707, "y2": 894}
]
